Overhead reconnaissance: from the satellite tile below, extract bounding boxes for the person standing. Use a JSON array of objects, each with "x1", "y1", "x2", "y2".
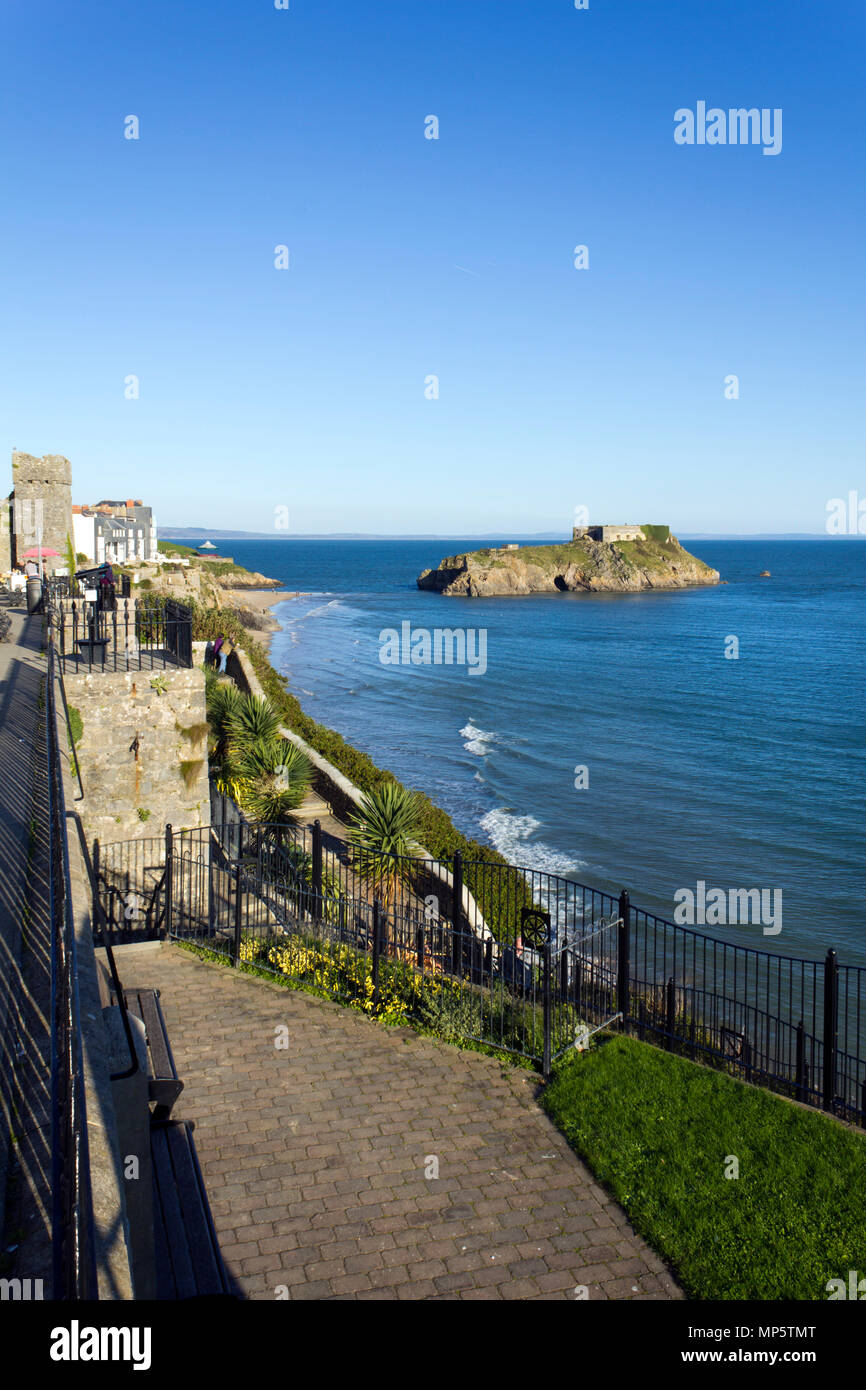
[
  {"x1": 100, "y1": 562, "x2": 117, "y2": 612},
  {"x1": 218, "y1": 634, "x2": 234, "y2": 674}
]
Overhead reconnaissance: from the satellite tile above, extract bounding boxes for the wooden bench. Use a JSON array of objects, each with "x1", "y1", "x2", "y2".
[
  {"x1": 151, "y1": 1120, "x2": 234, "y2": 1298},
  {"x1": 123, "y1": 988, "x2": 184, "y2": 1121}
]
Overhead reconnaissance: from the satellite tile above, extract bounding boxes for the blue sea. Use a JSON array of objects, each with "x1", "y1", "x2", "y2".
[{"x1": 222, "y1": 537, "x2": 866, "y2": 967}]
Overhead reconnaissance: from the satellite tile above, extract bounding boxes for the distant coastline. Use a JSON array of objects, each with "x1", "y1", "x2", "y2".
[{"x1": 159, "y1": 528, "x2": 855, "y2": 543}]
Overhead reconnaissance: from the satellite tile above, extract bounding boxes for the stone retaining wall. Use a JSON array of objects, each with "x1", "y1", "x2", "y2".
[{"x1": 64, "y1": 665, "x2": 210, "y2": 844}]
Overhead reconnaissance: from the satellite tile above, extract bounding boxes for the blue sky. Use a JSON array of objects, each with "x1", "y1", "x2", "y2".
[{"x1": 1, "y1": 0, "x2": 863, "y2": 535}]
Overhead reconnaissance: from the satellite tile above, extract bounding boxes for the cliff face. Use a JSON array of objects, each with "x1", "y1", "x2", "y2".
[{"x1": 417, "y1": 532, "x2": 719, "y2": 597}]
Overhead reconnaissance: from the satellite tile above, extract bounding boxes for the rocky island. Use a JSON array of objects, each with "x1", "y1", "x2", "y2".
[{"x1": 417, "y1": 525, "x2": 719, "y2": 597}]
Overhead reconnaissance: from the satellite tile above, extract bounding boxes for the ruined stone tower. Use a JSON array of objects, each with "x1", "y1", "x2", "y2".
[
  {"x1": 0, "y1": 497, "x2": 11, "y2": 574},
  {"x1": 10, "y1": 451, "x2": 74, "y2": 571}
]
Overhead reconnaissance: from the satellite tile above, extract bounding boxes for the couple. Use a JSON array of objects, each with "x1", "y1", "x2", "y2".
[{"x1": 211, "y1": 633, "x2": 235, "y2": 674}]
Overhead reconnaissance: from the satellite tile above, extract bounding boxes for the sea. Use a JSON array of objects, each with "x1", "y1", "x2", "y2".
[{"x1": 219, "y1": 537, "x2": 865, "y2": 967}]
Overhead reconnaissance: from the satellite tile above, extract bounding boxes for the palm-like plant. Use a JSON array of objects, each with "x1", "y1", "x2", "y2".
[
  {"x1": 206, "y1": 679, "x2": 244, "y2": 763},
  {"x1": 206, "y1": 681, "x2": 313, "y2": 824},
  {"x1": 347, "y1": 783, "x2": 422, "y2": 909},
  {"x1": 232, "y1": 740, "x2": 313, "y2": 825},
  {"x1": 226, "y1": 694, "x2": 283, "y2": 751}
]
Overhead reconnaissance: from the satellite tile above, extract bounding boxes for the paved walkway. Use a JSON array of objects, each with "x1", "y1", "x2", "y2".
[{"x1": 117, "y1": 943, "x2": 683, "y2": 1300}]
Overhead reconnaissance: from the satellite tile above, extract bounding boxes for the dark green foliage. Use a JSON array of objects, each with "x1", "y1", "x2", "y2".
[
  {"x1": 640, "y1": 523, "x2": 671, "y2": 542},
  {"x1": 347, "y1": 784, "x2": 424, "y2": 907}
]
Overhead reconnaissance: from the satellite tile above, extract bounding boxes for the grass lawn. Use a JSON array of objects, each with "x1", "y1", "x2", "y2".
[{"x1": 542, "y1": 1034, "x2": 866, "y2": 1300}]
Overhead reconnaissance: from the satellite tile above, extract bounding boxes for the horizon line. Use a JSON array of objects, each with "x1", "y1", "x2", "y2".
[{"x1": 158, "y1": 529, "x2": 858, "y2": 542}]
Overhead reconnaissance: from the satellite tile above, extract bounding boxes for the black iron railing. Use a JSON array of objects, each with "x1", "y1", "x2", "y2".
[
  {"x1": 46, "y1": 640, "x2": 98, "y2": 1299},
  {"x1": 45, "y1": 594, "x2": 193, "y2": 674},
  {"x1": 96, "y1": 799, "x2": 866, "y2": 1124}
]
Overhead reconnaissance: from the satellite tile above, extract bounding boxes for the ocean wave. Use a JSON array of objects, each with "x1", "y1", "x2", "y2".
[
  {"x1": 460, "y1": 721, "x2": 498, "y2": 757},
  {"x1": 479, "y1": 808, "x2": 584, "y2": 877},
  {"x1": 300, "y1": 598, "x2": 351, "y2": 621}
]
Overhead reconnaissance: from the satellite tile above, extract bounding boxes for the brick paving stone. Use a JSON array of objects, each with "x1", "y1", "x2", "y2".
[{"x1": 119, "y1": 945, "x2": 683, "y2": 1301}]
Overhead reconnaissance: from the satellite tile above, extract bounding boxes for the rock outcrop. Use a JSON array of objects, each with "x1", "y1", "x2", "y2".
[{"x1": 418, "y1": 529, "x2": 718, "y2": 597}]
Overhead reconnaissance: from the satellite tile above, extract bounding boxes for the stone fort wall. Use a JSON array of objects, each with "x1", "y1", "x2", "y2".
[{"x1": 10, "y1": 451, "x2": 74, "y2": 570}]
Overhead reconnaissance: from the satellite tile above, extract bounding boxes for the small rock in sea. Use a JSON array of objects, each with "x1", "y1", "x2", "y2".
[{"x1": 759, "y1": 570, "x2": 771, "y2": 577}]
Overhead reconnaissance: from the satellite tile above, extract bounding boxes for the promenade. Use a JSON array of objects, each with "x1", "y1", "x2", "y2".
[{"x1": 114, "y1": 941, "x2": 683, "y2": 1301}]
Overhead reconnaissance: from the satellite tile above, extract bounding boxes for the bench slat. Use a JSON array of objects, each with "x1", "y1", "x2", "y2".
[
  {"x1": 152, "y1": 1123, "x2": 198, "y2": 1299},
  {"x1": 165, "y1": 1123, "x2": 227, "y2": 1297},
  {"x1": 137, "y1": 990, "x2": 177, "y2": 1079},
  {"x1": 123, "y1": 988, "x2": 184, "y2": 1119}
]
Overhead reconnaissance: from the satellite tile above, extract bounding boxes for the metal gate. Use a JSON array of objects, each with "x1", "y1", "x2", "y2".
[{"x1": 520, "y1": 907, "x2": 624, "y2": 1075}]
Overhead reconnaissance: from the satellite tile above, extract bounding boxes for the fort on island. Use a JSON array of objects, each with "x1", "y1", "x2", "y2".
[
  {"x1": 572, "y1": 523, "x2": 645, "y2": 543},
  {"x1": 418, "y1": 520, "x2": 720, "y2": 596}
]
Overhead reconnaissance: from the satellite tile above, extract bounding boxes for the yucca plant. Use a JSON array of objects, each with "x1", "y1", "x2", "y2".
[
  {"x1": 206, "y1": 679, "x2": 244, "y2": 764},
  {"x1": 347, "y1": 783, "x2": 422, "y2": 909},
  {"x1": 226, "y1": 694, "x2": 283, "y2": 751},
  {"x1": 233, "y1": 740, "x2": 313, "y2": 825}
]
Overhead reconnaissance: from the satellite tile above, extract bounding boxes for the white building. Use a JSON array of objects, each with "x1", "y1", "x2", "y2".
[{"x1": 72, "y1": 502, "x2": 157, "y2": 565}]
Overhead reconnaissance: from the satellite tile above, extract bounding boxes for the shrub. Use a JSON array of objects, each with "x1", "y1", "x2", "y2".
[{"x1": 347, "y1": 784, "x2": 424, "y2": 908}]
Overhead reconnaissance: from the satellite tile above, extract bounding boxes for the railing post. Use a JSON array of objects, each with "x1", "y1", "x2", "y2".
[
  {"x1": 311, "y1": 819, "x2": 323, "y2": 914},
  {"x1": 795, "y1": 1020, "x2": 806, "y2": 1101},
  {"x1": 92, "y1": 838, "x2": 101, "y2": 931},
  {"x1": 742, "y1": 1037, "x2": 753, "y2": 1084},
  {"x1": 371, "y1": 899, "x2": 381, "y2": 1006},
  {"x1": 542, "y1": 939, "x2": 552, "y2": 1079},
  {"x1": 451, "y1": 852, "x2": 463, "y2": 977},
  {"x1": 823, "y1": 948, "x2": 838, "y2": 1112},
  {"x1": 233, "y1": 857, "x2": 244, "y2": 965},
  {"x1": 617, "y1": 890, "x2": 630, "y2": 1032},
  {"x1": 164, "y1": 823, "x2": 173, "y2": 940},
  {"x1": 665, "y1": 976, "x2": 676, "y2": 1049}
]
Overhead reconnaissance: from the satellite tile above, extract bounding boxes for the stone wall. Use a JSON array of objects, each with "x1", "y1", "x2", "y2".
[
  {"x1": 0, "y1": 496, "x2": 11, "y2": 574},
  {"x1": 64, "y1": 665, "x2": 210, "y2": 844},
  {"x1": 572, "y1": 524, "x2": 645, "y2": 543},
  {"x1": 11, "y1": 451, "x2": 74, "y2": 571}
]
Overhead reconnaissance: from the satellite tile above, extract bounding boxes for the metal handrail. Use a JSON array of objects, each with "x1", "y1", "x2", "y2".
[
  {"x1": 47, "y1": 638, "x2": 98, "y2": 1299},
  {"x1": 55, "y1": 652, "x2": 84, "y2": 802}
]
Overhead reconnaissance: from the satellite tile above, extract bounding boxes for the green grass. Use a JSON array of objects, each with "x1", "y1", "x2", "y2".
[
  {"x1": 614, "y1": 535, "x2": 714, "y2": 575},
  {"x1": 159, "y1": 540, "x2": 198, "y2": 557},
  {"x1": 542, "y1": 1034, "x2": 866, "y2": 1300},
  {"x1": 67, "y1": 705, "x2": 83, "y2": 746},
  {"x1": 463, "y1": 541, "x2": 593, "y2": 570},
  {"x1": 159, "y1": 539, "x2": 252, "y2": 578}
]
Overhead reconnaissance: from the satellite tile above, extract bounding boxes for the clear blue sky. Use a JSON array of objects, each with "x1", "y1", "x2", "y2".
[{"x1": 1, "y1": 0, "x2": 863, "y2": 535}]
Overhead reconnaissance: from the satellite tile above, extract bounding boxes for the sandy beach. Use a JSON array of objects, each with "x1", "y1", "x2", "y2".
[{"x1": 229, "y1": 586, "x2": 308, "y2": 653}]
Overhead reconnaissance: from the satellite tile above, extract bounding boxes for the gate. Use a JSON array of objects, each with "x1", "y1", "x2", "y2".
[
  {"x1": 519, "y1": 906, "x2": 624, "y2": 1075},
  {"x1": 94, "y1": 835, "x2": 168, "y2": 942}
]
